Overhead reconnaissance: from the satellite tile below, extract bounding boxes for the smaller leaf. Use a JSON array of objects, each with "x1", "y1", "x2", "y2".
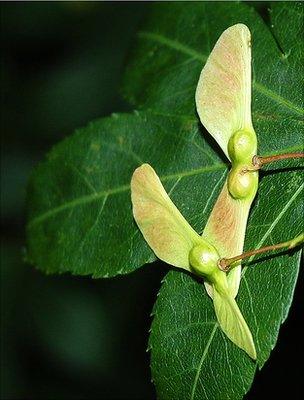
[
  {"x1": 213, "y1": 286, "x2": 256, "y2": 360},
  {"x1": 131, "y1": 163, "x2": 201, "y2": 271},
  {"x1": 196, "y1": 23, "x2": 255, "y2": 160}
]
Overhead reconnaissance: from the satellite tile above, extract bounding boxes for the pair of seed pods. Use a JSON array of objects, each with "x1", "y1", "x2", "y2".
[{"x1": 131, "y1": 24, "x2": 279, "y2": 359}]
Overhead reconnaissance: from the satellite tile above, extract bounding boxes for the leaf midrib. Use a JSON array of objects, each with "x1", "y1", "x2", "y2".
[
  {"x1": 138, "y1": 30, "x2": 304, "y2": 116},
  {"x1": 28, "y1": 144, "x2": 303, "y2": 228},
  {"x1": 27, "y1": 162, "x2": 225, "y2": 228},
  {"x1": 157, "y1": 182, "x2": 303, "y2": 396},
  {"x1": 242, "y1": 181, "x2": 304, "y2": 276},
  {"x1": 190, "y1": 323, "x2": 218, "y2": 400}
]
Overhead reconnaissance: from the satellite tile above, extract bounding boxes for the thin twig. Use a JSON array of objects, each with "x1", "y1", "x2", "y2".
[
  {"x1": 219, "y1": 233, "x2": 304, "y2": 271},
  {"x1": 243, "y1": 152, "x2": 304, "y2": 172}
]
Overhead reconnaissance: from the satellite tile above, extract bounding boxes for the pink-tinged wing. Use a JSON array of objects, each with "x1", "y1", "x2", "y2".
[
  {"x1": 203, "y1": 182, "x2": 252, "y2": 298},
  {"x1": 131, "y1": 164, "x2": 201, "y2": 270},
  {"x1": 196, "y1": 24, "x2": 253, "y2": 159}
]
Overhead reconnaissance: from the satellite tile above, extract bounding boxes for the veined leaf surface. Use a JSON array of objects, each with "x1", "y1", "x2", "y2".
[
  {"x1": 26, "y1": 2, "x2": 303, "y2": 398},
  {"x1": 123, "y1": 1, "x2": 303, "y2": 399}
]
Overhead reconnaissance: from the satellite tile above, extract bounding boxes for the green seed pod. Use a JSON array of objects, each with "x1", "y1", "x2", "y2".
[
  {"x1": 227, "y1": 167, "x2": 257, "y2": 200},
  {"x1": 189, "y1": 240, "x2": 220, "y2": 280},
  {"x1": 228, "y1": 129, "x2": 257, "y2": 163}
]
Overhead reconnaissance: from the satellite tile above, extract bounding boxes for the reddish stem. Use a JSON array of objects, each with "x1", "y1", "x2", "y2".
[{"x1": 219, "y1": 234, "x2": 304, "y2": 272}]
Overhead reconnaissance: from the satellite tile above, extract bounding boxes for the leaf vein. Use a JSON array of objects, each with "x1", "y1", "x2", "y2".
[
  {"x1": 243, "y1": 275, "x2": 260, "y2": 351},
  {"x1": 253, "y1": 82, "x2": 304, "y2": 116},
  {"x1": 190, "y1": 323, "x2": 218, "y2": 400},
  {"x1": 160, "y1": 321, "x2": 216, "y2": 341},
  {"x1": 139, "y1": 30, "x2": 304, "y2": 116},
  {"x1": 78, "y1": 194, "x2": 109, "y2": 271},
  {"x1": 27, "y1": 163, "x2": 226, "y2": 227},
  {"x1": 242, "y1": 182, "x2": 304, "y2": 276},
  {"x1": 138, "y1": 31, "x2": 207, "y2": 62}
]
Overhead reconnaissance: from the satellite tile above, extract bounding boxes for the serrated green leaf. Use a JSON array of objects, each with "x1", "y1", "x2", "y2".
[
  {"x1": 26, "y1": 1, "x2": 303, "y2": 398},
  {"x1": 123, "y1": 2, "x2": 303, "y2": 121},
  {"x1": 26, "y1": 111, "x2": 227, "y2": 277},
  {"x1": 122, "y1": 1, "x2": 303, "y2": 398},
  {"x1": 26, "y1": 1, "x2": 303, "y2": 280},
  {"x1": 149, "y1": 169, "x2": 303, "y2": 399}
]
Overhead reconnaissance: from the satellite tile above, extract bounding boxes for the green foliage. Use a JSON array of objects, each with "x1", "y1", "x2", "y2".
[
  {"x1": 26, "y1": 1, "x2": 303, "y2": 399},
  {"x1": 26, "y1": 112, "x2": 225, "y2": 277}
]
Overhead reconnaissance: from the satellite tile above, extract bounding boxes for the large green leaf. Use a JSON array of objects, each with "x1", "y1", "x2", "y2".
[
  {"x1": 26, "y1": 111, "x2": 227, "y2": 277},
  {"x1": 26, "y1": 2, "x2": 303, "y2": 279},
  {"x1": 123, "y1": 2, "x2": 303, "y2": 121},
  {"x1": 122, "y1": 1, "x2": 304, "y2": 399},
  {"x1": 26, "y1": 1, "x2": 303, "y2": 398},
  {"x1": 149, "y1": 170, "x2": 302, "y2": 399}
]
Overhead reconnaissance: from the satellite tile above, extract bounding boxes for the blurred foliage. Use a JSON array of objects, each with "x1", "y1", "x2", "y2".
[
  {"x1": 1, "y1": 2, "x2": 303, "y2": 399},
  {"x1": 1, "y1": 2, "x2": 148, "y2": 225},
  {"x1": 1, "y1": 3, "x2": 161, "y2": 399}
]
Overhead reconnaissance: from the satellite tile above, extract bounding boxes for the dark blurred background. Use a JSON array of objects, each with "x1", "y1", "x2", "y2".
[{"x1": 1, "y1": 2, "x2": 302, "y2": 399}]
